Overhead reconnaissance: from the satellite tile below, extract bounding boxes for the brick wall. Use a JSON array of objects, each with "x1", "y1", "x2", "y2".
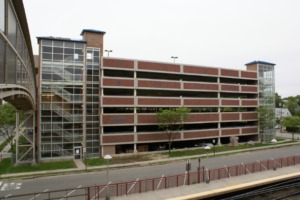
[
  {"x1": 103, "y1": 58, "x2": 134, "y2": 69},
  {"x1": 102, "y1": 97, "x2": 134, "y2": 105},
  {"x1": 102, "y1": 114, "x2": 134, "y2": 125},
  {"x1": 220, "y1": 69, "x2": 239, "y2": 77},
  {"x1": 221, "y1": 128, "x2": 240, "y2": 136},
  {"x1": 103, "y1": 135, "x2": 134, "y2": 143},
  {"x1": 184, "y1": 99, "x2": 219, "y2": 106},
  {"x1": 221, "y1": 113, "x2": 240, "y2": 121},
  {"x1": 184, "y1": 83, "x2": 218, "y2": 91},
  {"x1": 138, "y1": 61, "x2": 180, "y2": 72},
  {"x1": 184, "y1": 130, "x2": 219, "y2": 139},
  {"x1": 187, "y1": 113, "x2": 219, "y2": 122},
  {"x1": 103, "y1": 78, "x2": 134, "y2": 87},
  {"x1": 242, "y1": 127, "x2": 258, "y2": 134},
  {"x1": 183, "y1": 65, "x2": 218, "y2": 75},
  {"x1": 138, "y1": 80, "x2": 180, "y2": 89},
  {"x1": 138, "y1": 98, "x2": 181, "y2": 106}
]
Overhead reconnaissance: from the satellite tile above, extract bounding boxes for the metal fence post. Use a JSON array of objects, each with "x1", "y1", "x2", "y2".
[
  {"x1": 86, "y1": 187, "x2": 90, "y2": 200},
  {"x1": 152, "y1": 178, "x2": 154, "y2": 191}
]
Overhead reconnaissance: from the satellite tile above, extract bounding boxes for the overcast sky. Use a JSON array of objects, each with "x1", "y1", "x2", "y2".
[{"x1": 23, "y1": 0, "x2": 300, "y2": 98}]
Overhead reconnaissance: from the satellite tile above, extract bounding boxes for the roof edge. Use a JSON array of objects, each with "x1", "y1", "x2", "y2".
[
  {"x1": 245, "y1": 60, "x2": 276, "y2": 66},
  {"x1": 36, "y1": 36, "x2": 86, "y2": 43},
  {"x1": 80, "y1": 29, "x2": 106, "y2": 36}
]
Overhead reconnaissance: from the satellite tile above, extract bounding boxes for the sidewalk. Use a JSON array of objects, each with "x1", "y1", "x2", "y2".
[{"x1": 0, "y1": 139, "x2": 12, "y2": 161}]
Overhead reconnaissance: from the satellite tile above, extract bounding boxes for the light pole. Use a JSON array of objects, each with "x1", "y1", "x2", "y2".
[
  {"x1": 83, "y1": 147, "x2": 87, "y2": 171},
  {"x1": 197, "y1": 158, "x2": 201, "y2": 183},
  {"x1": 204, "y1": 146, "x2": 211, "y2": 184},
  {"x1": 204, "y1": 146, "x2": 211, "y2": 159},
  {"x1": 271, "y1": 139, "x2": 277, "y2": 170},
  {"x1": 186, "y1": 159, "x2": 191, "y2": 185},
  {"x1": 171, "y1": 56, "x2": 178, "y2": 63},
  {"x1": 212, "y1": 140, "x2": 215, "y2": 156},
  {"x1": 279, "y1": 102, "x2": 283, "y2": 134},
  {"x1": 104, "y1": 154, "x2": 112, "y2": 200},
  {"x1": 105, "y1": 50, "x2": 113, "y2": 57}
]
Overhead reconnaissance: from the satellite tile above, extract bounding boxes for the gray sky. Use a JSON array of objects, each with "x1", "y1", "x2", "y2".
[{"x1": 23, "y1": 0, "x2": 300, "y2": 98}]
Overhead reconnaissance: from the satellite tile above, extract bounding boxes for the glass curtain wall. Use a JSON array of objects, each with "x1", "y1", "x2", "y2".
[
  {"x1": 0, "y1": 0, "x2": 5, "y2": 32},
  {"x1": 40, "y1": 39, "x2": 85, "y2": 158},
  {"x1": 0, "y1": 0, "x2": 35, "y2": 96},
  {"x1": 259, "y1": 64, "x2": 275, "y2": 142},
  {"x1": 85, "y1": 48, "x2": 100, "y2": 157}
]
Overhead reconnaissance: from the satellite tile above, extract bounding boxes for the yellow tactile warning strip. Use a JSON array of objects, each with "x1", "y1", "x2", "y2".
[{"x1": 167, "y1": 171, "x2": 300, "y2": 200}]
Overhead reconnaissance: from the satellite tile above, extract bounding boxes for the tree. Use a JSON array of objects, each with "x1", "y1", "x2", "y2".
[
  {"x1": 282, "y1": 116, "x2": 300, "y2": 141},
  {"x1": 286, "y1": 96, "x2": 298, "y2": 116},
  {"x1": 0, "y1": 103, "x2": 17, "y2": 150},
  {"x1": 156, "y1": 107, "x2": 190, "y2": 156},
  {"x1": 257, "y1": 107, "x2": 275, "y2": 142},
  {"x1": 275, "y1": 93, "x2": 282, "y2": 108}
]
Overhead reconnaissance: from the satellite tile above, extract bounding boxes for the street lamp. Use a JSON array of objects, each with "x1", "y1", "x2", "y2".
[
  {"x1": 204, "y1": 146, "x2": 211, "y2": 184},
  {"x1": 271, "y1": 139, "x2": 277, "y2": 170},
  {"x1": 104, "y1": 154, "x2": 112, "y2": 200},
  {"x1": 279, "y1": 102, "x2": 283, "y2": 134},
  {"x1": 212, "y1": 140, "x2": 216, "y2": 156},
  {"x1": 83, "y1": 147, "x2": 87, "y2": 171},
  {"x1": 186, "y1": 159, "x2": 191, "y2": 185},
  {"x1": 171, "y1": 56, "x2": 178, "y2": 63},
  {"x1": 105, "y1": 50, "x2": 113, "y2": 57},
  {"x1": 204, "y1": 146, "x2": 211, "y2": 159},
  {"x1": 197, "y1": 158, "x2": 201, "y2": 183}
]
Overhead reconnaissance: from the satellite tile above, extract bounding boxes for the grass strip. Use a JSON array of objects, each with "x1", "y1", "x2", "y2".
[{"x1": 0, "y1": 159, "x2": 75, "y2": 174}]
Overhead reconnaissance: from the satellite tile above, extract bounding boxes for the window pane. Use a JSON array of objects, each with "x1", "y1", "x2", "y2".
[
  {"x1": 53, "y1": 47, "x2": 63, "y2": 54},
  {"x1": 7, "y1": 3, "x2": 17, "y2": 47},
  {"x1": 42, "y1": 46, "x2": 52, "y2": 53},
  {"x1": 6, "y1": 47, "x2": 16, "y2": 84},
  {"x1": 16, "y1": 58, "x2": 22, "y2": 85},
  {"x1": 0, "y1": 0, "x2": 4, "y2": 32},
  {"x1": 0, "y1": 38, "x2": 5, "y2": 83},
  {"x1": 17, "y1": 26, "x2": 23, "y2": 56},
  {"x1": 42, "y1": 53, "x2": 52, "y2": 60}
]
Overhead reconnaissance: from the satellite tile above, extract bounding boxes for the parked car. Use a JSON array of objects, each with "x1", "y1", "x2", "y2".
[
  {"x1": 196, "y1": 143, "x2": 213, "y2": 148},
  {"x1": 275, "y1": 125, "x2": 281, "y2": 129}
]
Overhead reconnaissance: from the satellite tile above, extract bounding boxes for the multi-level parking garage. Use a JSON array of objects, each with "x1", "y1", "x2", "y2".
[
  {"x1": 0, "y1": 0, "x2": 275, "y2": 162},
  {"x1": 100, "y1": 58, "x2": 275, "y2": 155},
  {"x1": 0, "y1": 0, "x2": 36, "y2": 163}
]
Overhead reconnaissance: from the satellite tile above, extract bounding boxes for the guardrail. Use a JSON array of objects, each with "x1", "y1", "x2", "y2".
[{"x1": 1, "y1": 155, "x2": 300, "y2": 200}]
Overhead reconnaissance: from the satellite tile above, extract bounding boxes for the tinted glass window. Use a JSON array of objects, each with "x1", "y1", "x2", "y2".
[
  {"x1": 64, "y1": 48, "x2": 74, "y2": 54},
  {"x1": 53, "y1": 47, "x2": 63, "y2": 54},
  {"x1": 6, "y1": 47, "x2": 16, "y2": 84},
  {"x1": 42, "y1": 46, "x2": 52, "y2": 53},
  {"x1": 0, "y1": 0, "x2": 4, "y2": 32},
  {"x1": 42, "y1": 53, "x2": 52, "y2": 60},
  {"x1": 16, "y1": 27, "x2": 23, "y2": 56},
  {"x1": 7, "y1": 3, "x2": 17, "y2": 47}
]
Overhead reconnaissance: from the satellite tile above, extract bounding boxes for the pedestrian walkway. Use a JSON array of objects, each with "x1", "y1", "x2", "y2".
[
  {"x1": 74, "y1": 159, "x2": 86, "y2": 170},
  {"x1": 0, "y1": 139, "x2": 12, "y2": 161},
  {"x1": 111, "y1": 165, "x2": 300, "y2": 200}
]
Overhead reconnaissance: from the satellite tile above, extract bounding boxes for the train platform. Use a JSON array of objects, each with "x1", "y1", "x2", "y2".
[{"x1": 112, "y1": 165, "x2": 300, "y2": 200}]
